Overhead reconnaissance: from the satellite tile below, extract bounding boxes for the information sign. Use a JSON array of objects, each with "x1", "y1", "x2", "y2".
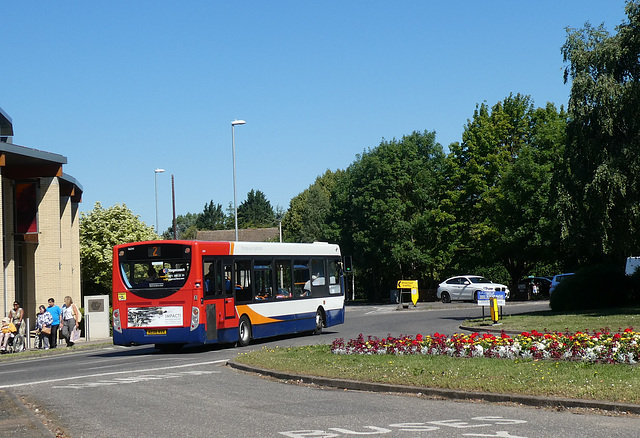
[{"x1": 477, "y1": 290, "x2": 506, "y2": 306}]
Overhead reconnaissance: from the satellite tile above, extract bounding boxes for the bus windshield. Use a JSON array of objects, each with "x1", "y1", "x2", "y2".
[{"x1": 118, "y1": 243, "x2": 191, "y2": 298}]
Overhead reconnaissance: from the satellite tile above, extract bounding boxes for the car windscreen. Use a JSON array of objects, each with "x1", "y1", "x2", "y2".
[
  {"x1": 118, "y1": 244, "x2": 191, "y2": 299},
  {"x1": 469, "y1": 277, "x2": 491, "y2": 284}
]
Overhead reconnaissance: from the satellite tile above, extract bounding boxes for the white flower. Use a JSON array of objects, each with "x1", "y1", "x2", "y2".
[{"x1": 472, "y1": 345, "x2": 484, "y2": 357}]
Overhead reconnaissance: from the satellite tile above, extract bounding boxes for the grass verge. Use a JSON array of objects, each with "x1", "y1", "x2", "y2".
[
  {"x1": 464, "y1": 306, "x2": 640, "y2": 333},
  {"x1": 234, "y1": 344, "x2": 640, "y2": 404},
  {"x1": 235, "y1": 308, "x2": 640, "y2": 405}
]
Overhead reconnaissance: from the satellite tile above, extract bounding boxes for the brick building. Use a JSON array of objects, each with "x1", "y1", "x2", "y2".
[{"x1": 0, "y1": 107, "x2": 83, "y2": 325}]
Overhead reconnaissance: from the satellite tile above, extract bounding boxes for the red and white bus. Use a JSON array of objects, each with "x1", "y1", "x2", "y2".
[{"x1": 112, "y1": 240, "x2": 345, "y2": 349}]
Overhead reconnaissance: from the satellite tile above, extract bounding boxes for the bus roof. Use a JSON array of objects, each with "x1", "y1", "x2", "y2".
[{"x1": 115, "y1": 240, "x2": 342, "y2": 257}]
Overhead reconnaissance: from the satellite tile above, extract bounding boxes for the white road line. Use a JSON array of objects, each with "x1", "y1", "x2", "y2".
[{"x1": 0, "y1": 358, "x2": 230, "y2": 389}]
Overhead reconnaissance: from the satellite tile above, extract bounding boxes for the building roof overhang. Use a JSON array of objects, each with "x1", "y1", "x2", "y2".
[
  {"x1": 0, "y1": 142, "x2": 82, "y2": 203},
  {"x1": 0, "y1": 108, "x2": 13, "y2": 137}
]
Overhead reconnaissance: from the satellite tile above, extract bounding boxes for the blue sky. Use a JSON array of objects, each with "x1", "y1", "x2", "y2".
[{"x1": 1, "y1": 1, "x2": 628, "y2": 233}]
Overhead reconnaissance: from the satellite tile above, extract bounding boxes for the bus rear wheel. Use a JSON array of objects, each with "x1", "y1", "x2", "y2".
[
  {"x1": 313, "y1": 309, "x2": 324, "y2": 335},
  {"x1": 237, "y1": 315, "x2": 252, "y2": 347}
]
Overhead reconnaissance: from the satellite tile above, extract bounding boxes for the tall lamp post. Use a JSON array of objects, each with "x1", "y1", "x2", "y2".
[
  {"x1": 231, "y1": 119, "x2": 246, "y2": 241},
  {"x1": 154, "y1": 168, "x2": 165, "y2": 232}
]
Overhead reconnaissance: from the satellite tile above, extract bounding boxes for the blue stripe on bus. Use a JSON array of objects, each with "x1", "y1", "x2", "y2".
[{"x1": 113, "y1": 306, "x2": 345, "y2": 346}]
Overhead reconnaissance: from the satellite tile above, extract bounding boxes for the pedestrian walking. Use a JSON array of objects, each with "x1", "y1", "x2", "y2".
[
  {"x1": 60, "y1": 296, "x2": 80, "y2": 347},
  {"x1": 46, "y1": 298, "x2": 62, "y2": 348}
]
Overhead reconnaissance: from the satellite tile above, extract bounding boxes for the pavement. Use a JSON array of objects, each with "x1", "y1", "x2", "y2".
[
  {"x1": 0, "y1": 390, "x2": 57, "y2": 437},
  {"x1": 0, "y1": 337, "x2": 112, "y2": 437}
]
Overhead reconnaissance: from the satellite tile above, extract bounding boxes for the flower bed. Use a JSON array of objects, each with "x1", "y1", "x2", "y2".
[{"x1": 331, "y1": 329, "x2": 640, "y2": 364}]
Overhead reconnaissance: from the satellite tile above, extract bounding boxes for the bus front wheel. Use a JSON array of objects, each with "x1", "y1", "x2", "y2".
[{"x1": 237, "y1": 315, "x2": 252, "y2": 347}]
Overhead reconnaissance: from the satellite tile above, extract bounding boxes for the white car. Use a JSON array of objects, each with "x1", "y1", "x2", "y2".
[{"x1": 437, "y1": 275, "x2": 510, "y2": 303}]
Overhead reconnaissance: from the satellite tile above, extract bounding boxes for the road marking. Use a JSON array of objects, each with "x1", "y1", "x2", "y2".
[
  {"x1": 53, "y1": 370, "x2": 220, "y2": 389},
  {"x1": 0, "y1": 359, "x2": 230, "y2": 389}
]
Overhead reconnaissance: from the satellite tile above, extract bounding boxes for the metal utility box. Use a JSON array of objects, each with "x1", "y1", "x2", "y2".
[{"x1": 83, "y1": 295, "x2": 111, "y2": 340}]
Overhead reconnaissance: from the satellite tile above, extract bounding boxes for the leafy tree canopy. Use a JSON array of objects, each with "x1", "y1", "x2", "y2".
[
  {"x1": 283, "y1": 169, "x2": 342, "y2": 243},
  {"x1": 447, "y1": 94, "x2": 566, "y2": 288},
  {"x1": 80, "y1": 202, "x2": 157, "y2": 294},
  {"x1": 332, "y1": 131, "x2": 452, "y2": 299},
  {"x1": 558, "y1": 0, "x2": 640, "y2": 265},
  {"x1": 237, "y1": 189, "x2": 276, "y2": 228},
  {"x1": 195, "y1": 201, "x2": 226, "y2": 230}
]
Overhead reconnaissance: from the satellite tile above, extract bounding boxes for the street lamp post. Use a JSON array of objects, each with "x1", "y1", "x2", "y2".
[
  {"x1": 231, "y1": 119, "x2": 246, "y2": 241},
  {"x1": 154, "y1": 168, "x2": 165, "y2": 232}
]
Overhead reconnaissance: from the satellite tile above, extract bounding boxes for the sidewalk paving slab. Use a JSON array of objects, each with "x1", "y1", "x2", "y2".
[{"x1": 0, "y1": 390, "x2": 55, "y2": 437}]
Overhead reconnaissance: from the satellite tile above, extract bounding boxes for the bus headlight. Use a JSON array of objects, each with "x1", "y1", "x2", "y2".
[
  {"x1": 113, "y1": 309, "x2": 122, "y2": 333},
  {"x1": 190, "y1": 306, "x2": 199, "y2": 331}
]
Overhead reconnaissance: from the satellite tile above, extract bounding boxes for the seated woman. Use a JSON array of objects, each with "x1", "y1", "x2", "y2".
[
  {"x1": 0, "y1": 317, "x2": 17, "y2": 353},
  {"x1": 9, "y1": 301, "x2": 25, "y2": 351}
]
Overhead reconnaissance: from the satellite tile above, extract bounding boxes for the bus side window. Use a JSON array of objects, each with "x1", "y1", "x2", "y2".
[
  {"x1": 224, "y1": 262, "x2": 233, "y2": 296},
  {"x1": 310, "y1": 258, "x2": 328, "y2": 297},
  {"x1": 328, "y1": 259, "x2": 341, "y2": 294},
  {"x1": 293, "y1": 260, "x2": 310, "y2": 298},
  {"x1": 204, "y1": 259, "x2": 225, "y2": 298},
  {"x1": 253, "y1": 260, "x2": 273, "y2": 301},
  {"x1": 204, "y1": 261, "x2": 216, "y2": 297},
  {"x1": 275, "y1": 260, "x2": 293, "y2": 299},
  {"x1": 235, "y1": 259, "x2": 252, "y2": 303}
]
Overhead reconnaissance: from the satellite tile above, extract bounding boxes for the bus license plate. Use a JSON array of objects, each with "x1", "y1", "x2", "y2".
[{"x1": 146, "y1": 329, "x2": 167, "y2": 335}]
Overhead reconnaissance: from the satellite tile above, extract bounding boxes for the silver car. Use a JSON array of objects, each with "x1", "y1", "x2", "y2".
[{"x1": 437, "y1": 275, "x2": 510, "y2": 303}]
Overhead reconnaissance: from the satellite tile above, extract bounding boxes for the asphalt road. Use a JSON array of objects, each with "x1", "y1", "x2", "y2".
[{"x1": 1, "y1": 300, "x2": 639, "y2": 437}]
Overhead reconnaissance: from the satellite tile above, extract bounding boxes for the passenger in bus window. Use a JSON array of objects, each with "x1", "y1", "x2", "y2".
[
  {"x1": 146, "y1": 266, "x2": 159, "y2": 282},
  {"x1": 301, "y1": 275, "x2": 317, "y2": 297},
  {"x1": 204, "y1": 264, "x2": 215, "y2": 292}
]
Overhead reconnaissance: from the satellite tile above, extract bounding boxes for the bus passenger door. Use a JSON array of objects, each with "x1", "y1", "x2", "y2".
[
  {"x1": 203, "y1": 259, "x2": 225, "y2": 341},
  {"x1": 223, "y1": 261, "x2": 236, "y2": 319}
]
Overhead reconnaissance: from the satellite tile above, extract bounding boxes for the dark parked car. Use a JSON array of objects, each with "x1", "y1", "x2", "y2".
[{"x1": 516, "y1": 276, "x2": 551, "y2": 300}]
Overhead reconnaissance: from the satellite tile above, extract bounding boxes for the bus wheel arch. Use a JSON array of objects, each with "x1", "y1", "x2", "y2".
[
  {"x1": 314, "y1": 307, "x2": 325, "y2": 335},
  {"x1": 237, "y1": 315, "x2": 252, "y2": 347}
]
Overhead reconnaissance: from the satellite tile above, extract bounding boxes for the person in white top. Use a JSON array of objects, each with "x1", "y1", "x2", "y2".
[{"x1": 60, "y1": 296, "x2": 81, "y2": 347}]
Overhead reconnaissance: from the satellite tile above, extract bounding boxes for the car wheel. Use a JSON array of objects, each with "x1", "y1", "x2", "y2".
[
  {"x1": 474, "y1": 291, "x2": 480, "y2": 303},
  {"x1": 441, "y1": 292, "x2": 451, "y2": 303}
]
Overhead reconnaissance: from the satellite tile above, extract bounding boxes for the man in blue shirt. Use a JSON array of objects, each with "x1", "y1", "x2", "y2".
[{"x1": 46, "y1": 298, "x2": 62, "y2": 349}]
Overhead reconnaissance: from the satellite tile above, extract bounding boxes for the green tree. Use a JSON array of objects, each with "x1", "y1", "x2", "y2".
[
  {"x1": 447, "y1": 94, "x2": 566, "y2": 289},
  {"x1": 332, "y1": 131, "x2": 453, "y2": 300},
  {"x1": 558, "y1": 1, "x2": 640, "y2": 265},
  {"x1": 80, "y1": 202, "x2": 158, "y2": 294},
  {"x1": 195, "y1": 201, "x2": 226, "y2": 230},
  {"x1": 282, "y1": 170, "x2": 342, "y2": 243},
  {"x1": 162, "y1": 212, "x2": 199, "y2": 240},
  {"x1": 237, "y1": 189, "x2": 276, "y2": 228}
]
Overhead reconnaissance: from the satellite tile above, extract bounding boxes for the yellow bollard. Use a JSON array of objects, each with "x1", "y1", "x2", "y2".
[{"x1": 490, "y1": 297, "x2": 499, "y2": 323}]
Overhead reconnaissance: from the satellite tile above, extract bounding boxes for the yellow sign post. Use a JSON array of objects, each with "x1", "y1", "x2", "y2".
[{"x1": 396, "y1": 280, "x2": 419, "y2": 307}]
